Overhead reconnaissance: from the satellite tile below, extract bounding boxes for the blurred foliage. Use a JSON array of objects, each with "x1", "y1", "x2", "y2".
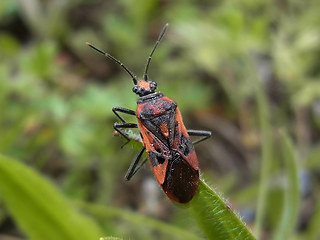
[
  {"x1": 0, "y1": 154, "x2": 103, "y2": 240},
  {"x1": 0, "y1": 0, "x2": 320, "y2": 239}
]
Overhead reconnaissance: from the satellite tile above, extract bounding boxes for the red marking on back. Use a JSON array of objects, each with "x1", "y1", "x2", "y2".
[
  {"x1": 137, "y1": 119, "x2": 168, "y2": 184},
  {"x1": 137, "y1": 121, "x2": 154, "y2": 151},
  {"x1": 152, "y1": 159, "x2": 168, "y2": 185},
  {"x1": 150, "y1": 96, "x2": 175, "y2": 116},
  {"x1": 160, "y1": 122, "x2": 169, "y2": 137},
  {"x1": 174, "y1": 108, "x2": 199, "y2": 171},
  {"x1": 186, "y1": 151, "x2": 198, "y2": 171}
]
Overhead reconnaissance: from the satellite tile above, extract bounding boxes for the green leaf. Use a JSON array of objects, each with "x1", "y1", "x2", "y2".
[
  {"x1": 272, "y1": 131, "x2": 300, "y2": 240},
  {"x1": 305, "y1": 192, "x2": 320, "y2": 240},
  {"x1": 21, "y1": 41, "x2": 58, "y2": 79},
  {"x1": 304, "y1": 144, "x2": 320, "y2": 169},
  {"x1": 292, "y1": 80, "x2": 320, "y2": 107},
  {"x1": 0, "y1": 33, "x2": 20, "y2": 59},
  {"x1": 0, "y1": 154, "x2": 103, "y2": 240},
  {"x1": 77, "y1": 201, "x2": 201, "y2": 240},
  {"x1": 189, "y1": 180, "x2": 256, "y2": 240}
]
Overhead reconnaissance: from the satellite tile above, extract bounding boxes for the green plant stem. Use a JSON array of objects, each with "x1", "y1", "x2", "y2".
[
  {"x1": 305, "y1": 192, "x2": 320, "y2": 240},
  {"x1": 245, "y1": 56, "x2": 273, "y2": 239},
  {"x1": 189, "y1": 180, "x2": 256, "y2": 240},
  {"x1": 272, "y1": 130, "x2": 300, "y2": 240}
]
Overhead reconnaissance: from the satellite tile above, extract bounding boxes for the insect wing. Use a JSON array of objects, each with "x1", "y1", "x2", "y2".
[{"x1": 162, "y1": 153, "x2": 199, "y2": 203}]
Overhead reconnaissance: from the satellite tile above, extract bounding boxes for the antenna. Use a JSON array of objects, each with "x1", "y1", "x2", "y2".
[
  {"x1": 143, "y1": 23, "x2": 169, "y2": 81},
  {"x1": 86, "y1": 42, "x2": 138, "y2": 85}
]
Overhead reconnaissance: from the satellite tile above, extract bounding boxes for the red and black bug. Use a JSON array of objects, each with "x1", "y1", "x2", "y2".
[{"x1": 86, "y1": 23, "x2": 211, "y2": 203}]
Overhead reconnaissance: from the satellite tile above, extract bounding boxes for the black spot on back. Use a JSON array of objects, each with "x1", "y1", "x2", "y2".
[
  {"x1": 148, "y1": 150, "x2": 166, "y2": 167},
  {"x1": 157, "y1": 155, "x2": 165, "y2": 164},
  {"x1": 184, "y1": 147, "x2": 190, "y2": 156},
  {"x1": 179, "y1": 135, "x2": 194, "y2": 157}
]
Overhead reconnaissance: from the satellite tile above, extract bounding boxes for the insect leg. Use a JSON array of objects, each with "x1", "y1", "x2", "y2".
[
  {"x1": 125, "y1": 147, "x2": 147, "y2": 180},
  {"x1": 187, "y1": 130, "x2": 212, "y2": 145},
  {"x1": 113, "y1": 122, "x2": 139, "y2": 147},
  {"x1": 112, "y1": 107, "x2": 135, "y2": 123},
  {"x1": 112, "y1": 107, "x2": 138, "y2": 146}
]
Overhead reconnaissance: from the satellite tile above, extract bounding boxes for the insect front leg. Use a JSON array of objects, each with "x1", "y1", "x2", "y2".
[
  {"x1": 112, "y1": 107, "x2": 147, "y2": 179},
  {"x1": 112, "y1": 106, "x2": 136, "y2": 123},
  {"x1": 187, "y1": 130, "x2": 212, "y2": 145},
  {"x1": 113, "y1": 122, "x2": 138, "y2": 142},
  {"x1": 125, "y1": 147, "x2": 148, "y2": 180},
  {"x1": 112, "y1": 106, "x2": 141, "y2": 146}
]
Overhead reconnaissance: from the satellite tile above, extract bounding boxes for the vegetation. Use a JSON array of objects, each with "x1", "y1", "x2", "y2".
[{"x1": 1, "y1": 0, "x2": 320, "y2": 239}]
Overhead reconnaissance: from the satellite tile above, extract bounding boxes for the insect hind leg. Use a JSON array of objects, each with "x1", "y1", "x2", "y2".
[
  {"x1": 125, "y1": 147, "x2": 147, "y2": 180},
  {"x1": 187, "y1": 130, "x2": 212, "y2": 145}
]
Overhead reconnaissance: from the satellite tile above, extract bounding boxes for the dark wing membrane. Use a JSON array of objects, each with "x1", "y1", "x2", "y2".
[{"x1": 161, "y1": 154, "x2": 199, "y2": 203}]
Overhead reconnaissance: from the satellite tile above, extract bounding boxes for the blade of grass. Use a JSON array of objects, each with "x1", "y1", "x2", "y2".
[
  {"x1": 189, "y1": 180, "x2": 256, "y2": 240},
  {"x1": 272, "y1": 130, "x2": 300, "y2": 240},
  {"x1": 245, "y1": 55, "x2": 273, "y2": 239},
  {"x1": 99, "y1": 237, "x2": 122, "y2": 240},
  {"x1": 0, "y1": 154, "x2": 103, "y2": 240},
  {"x1": 76, "y1": 200, "x2": 202, "y2": 240},
  {"x1": 305, "y1": 192, "x2": 320, "y2": 240}
]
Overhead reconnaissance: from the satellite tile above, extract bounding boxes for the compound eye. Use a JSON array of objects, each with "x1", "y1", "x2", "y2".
[
  {"x1": 150, "y1": 81, "x2": 157, "y2": 91},
  {"x1": 132, "y1": 85, "x2": 139, "y2": 93}
]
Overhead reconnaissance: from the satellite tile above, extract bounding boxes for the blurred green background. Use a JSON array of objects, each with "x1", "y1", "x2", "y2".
[{"x1": 1, "y1": 0, "x2": 320, "y2": 239}]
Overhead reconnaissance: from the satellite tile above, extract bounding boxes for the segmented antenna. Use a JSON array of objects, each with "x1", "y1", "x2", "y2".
[
  {"x1": 143, "y1": 23, "x2": 169, "y2": 81},
  {"x1": 86, "y1": 42, "x2": 138, "y2": 85}
]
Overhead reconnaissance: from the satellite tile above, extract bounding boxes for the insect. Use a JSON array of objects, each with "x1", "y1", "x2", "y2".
[{"x1": 86, "y1": 23, "x2": 211, "y2": 203}]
